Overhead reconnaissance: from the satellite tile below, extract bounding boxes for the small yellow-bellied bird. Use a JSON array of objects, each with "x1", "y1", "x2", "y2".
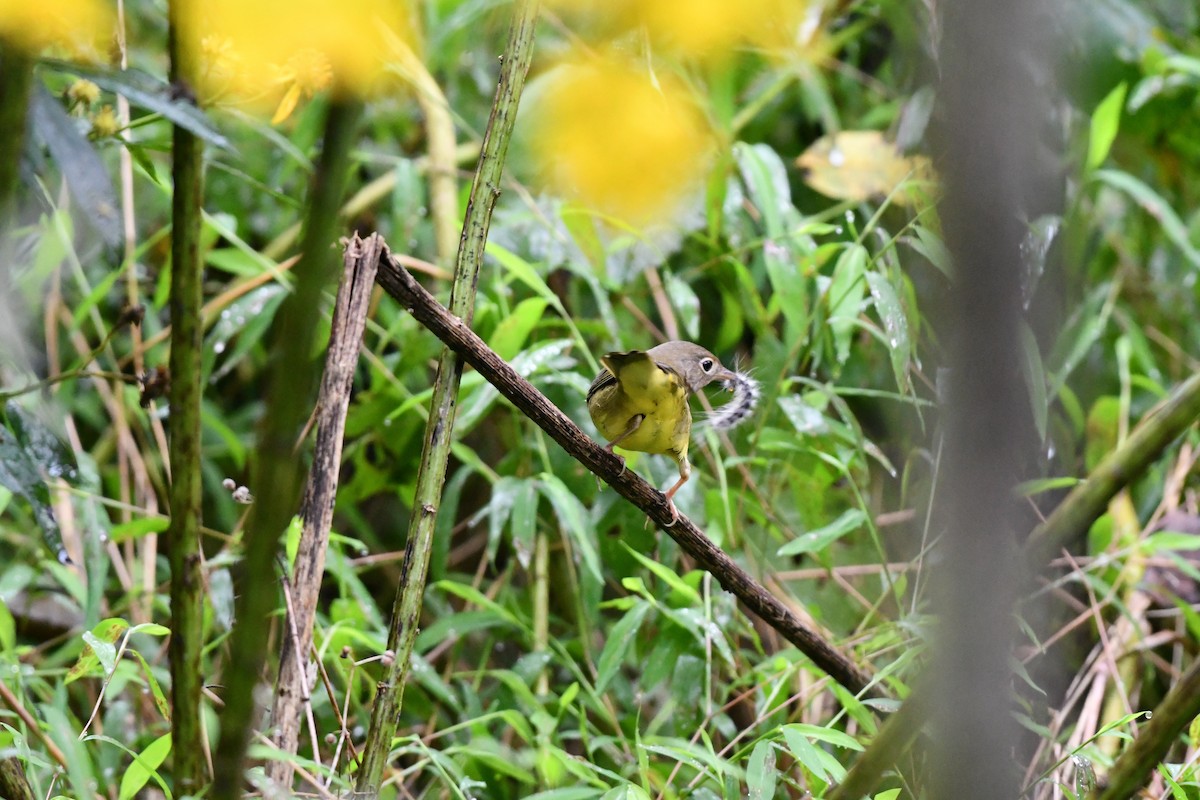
[{"x1": 586, "y1": 340, "x2": 759, "y2": 523}]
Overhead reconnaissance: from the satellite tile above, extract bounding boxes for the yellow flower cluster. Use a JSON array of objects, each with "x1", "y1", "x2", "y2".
[
  {"x1": 177, "y1": 0, "x2": 410, "y2": 121},
  {"x1": 527, "y1": 58, "x2": 712, "y2": 225},
  {"x1": 524, "y1": 2, "x2": 819, "y2": 225},
  {"x1": 0, "y1": 0, "x2": 113, "y2": 59}
]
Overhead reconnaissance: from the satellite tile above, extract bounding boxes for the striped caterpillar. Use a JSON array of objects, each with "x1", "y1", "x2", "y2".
[{"x1": 706, "y1": 371, "x2": 760, "y2": 430}]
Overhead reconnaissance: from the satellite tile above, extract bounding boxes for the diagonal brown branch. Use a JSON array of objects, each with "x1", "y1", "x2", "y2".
[{"x1": 371, "y1": 239, "x2": 884, "y2": 701}]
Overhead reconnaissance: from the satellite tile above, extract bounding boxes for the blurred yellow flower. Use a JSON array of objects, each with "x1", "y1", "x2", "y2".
[
  {"x1": 526, "y1": 57, "x2": 714, "y2": 224},
  {"x1": 179, "y1": 0, "x2": 410, "y2": 119},
  {"x1": 544, "y1": 0, "x2": 808, "y2": 60},
  {"x1": 0, "y1": 0, "x2": 113, "y2": 59},
  {"x1": 638, "y1": 0, "x2": 802, "y2": 59},
  {"x1": 67, "y1": 78, "x2": 102, "y2": 111},
  {"x1": 90, "y1": 104, "x2": 120, "y2": 138}
]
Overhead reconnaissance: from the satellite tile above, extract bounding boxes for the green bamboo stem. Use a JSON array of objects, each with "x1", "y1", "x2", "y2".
[
  {"x1": 1092, "y1": 655, "x2": 1200, "y2": 800},
  {"x1": 210, "y1": 99, "x2": 363, "y2": 800},
  {"x1": 165, "y1": 4, "x2": 207, "y2": 792},
  {"x1": 825, "y1": 682, "x2": 932, "y2": 800},
  {"x1": 1026, "y1": 372, "x2": 1200, "y2": 564},
  {"x1": 354, "y1": 1, "x2": 539, "y2": 793},
  {"x1": 0, "y1": 757, "x2": 34, "y2": 800}
]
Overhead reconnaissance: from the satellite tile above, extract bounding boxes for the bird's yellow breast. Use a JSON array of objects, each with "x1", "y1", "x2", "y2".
[{"x1": 589, "y1": 354, "x2": 690, "y2": 458}]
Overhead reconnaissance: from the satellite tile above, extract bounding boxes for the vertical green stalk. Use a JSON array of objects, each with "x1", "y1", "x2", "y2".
[
  {"x1": 165, "y1": 6, "x2": 206, "y2": 793},
  {"x1": 532, "y1": 528, "x2": 549, "y2": 696},
  {"x1": 0, "y1": 49, "x2": 34, "y2": 226},
  {"x1": 354, "y1": 0, "x2": 539, "y2": 792},
  {"x1": 210, "y1": 99, "x2": 362, "y2": 800}
]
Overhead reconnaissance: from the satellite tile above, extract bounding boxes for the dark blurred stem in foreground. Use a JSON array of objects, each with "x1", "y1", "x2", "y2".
[
  {"x1": 354, "y1": 0, "x2": 540, "y2": 793},
  {"x1": 0, "y1": 47, "x2": 32, "y2": 266},
  {"x1": 210, "y1": 99, "x2": 362, "y2": 800},
  {"x1": 928, "y1": 0, "x2": 1055, "y2": 798},
  {"x1": 165, "y1": 2, "x2": 207, "y2": 792},
  {"x1": 0, "y1": 50, "x2": 33, "y2": 229}
]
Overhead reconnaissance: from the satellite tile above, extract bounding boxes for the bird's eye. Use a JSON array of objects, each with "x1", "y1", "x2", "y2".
[{"x1": 700, "y1": 358, "x2": 715, "y2": 372}]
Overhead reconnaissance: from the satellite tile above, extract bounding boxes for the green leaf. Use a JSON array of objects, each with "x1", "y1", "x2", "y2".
[
  {"x1": 827, "y1": 244, "x2": 868, "y2": 364},
  {"x1": 664, "y1": 272, "x2": 701, "y2": 340},
  {"x1": 1141, "y1": 532, "x2": 1200, "y2": 554},
  {"x1": 0, "y1": 402, "x2": 81, "y2": 561},
  {"x1": 539, "y1": 473, "x2": 603, "y2": 583},
  {"x1": 1093, "y1": 170, "x2": 1200, "y2": 269},
  {"x1": 1018, "y1": 321, "x2": 1048, "y2": 442},
  {"x1": 0, "y1": 424, "x2": 64, "y2": 561},
  {"x1": 781, "y1": 727, "x2": 831, "y2": 783},
  {"x1": 595, "y1": 602, "x2": 651, "y2": 693},
  {"x1": 488, "y1": 242, "x2": 561, "y2": 306},
  {"x1": 620, "y1": 543, "x2": 701, "y2": 605},
  {"x1": 433, "y1": 580, "x2": 523, "y2": 628},
  {"x1": 490, "y1": 297, "x2": 550, "y2": 360},
  {"x1": 118, "y1": 732, "x2": 172, "y2": 800},
  {"x1": 510, "y1": 478, "x2": 540, "y2": 571},
  {"x1": 746, "y1": 741, "x2": 777, "y2": 799},
  {"x1": 1087, "y1": 83, "x2": 1126, "y2": 171},
  {"x1": 1014, "y1": 476, "x2": 1084, "y2": 496},
  {"x1": 67, "y1": 619, "x2": 129, "y2": 683},
  {"x1": 765, "y1": 242, "x2": 808, "y2": 343},
  {"x1": 29, "y1": 88, "x2": 122, "y2": 248},
  {"x1": 778, "y1": 508, "x2": 867, "y2": 556},
  {"x1": 780, "y1": 723, "x2": 864, "y2": 752},
  {"x1": 733, "y1": 142, "x2": 793, "y2": 238},
  {"x1": 0, "y1": 601, "x2": 14, "y2": 653},
  {"x1": 660, "y1": 606, "x2": 736, "y2": 666},
  {"x1": 865, "y1": 270, "x2": 911, "y2": 393},
  {"x1": 906, "y1": 224, "x2": 953, "y2": 278},
  {"x1": 127, "y1": 649, "x2": 171, "y2": 721},
  {"x1": 109, "y1": 516, "x2": 170, "y2": 545}
]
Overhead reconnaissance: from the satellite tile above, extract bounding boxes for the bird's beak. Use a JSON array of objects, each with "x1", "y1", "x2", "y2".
[{"x1": 718, "y1": 368, "x2": 738, "y2": 391}]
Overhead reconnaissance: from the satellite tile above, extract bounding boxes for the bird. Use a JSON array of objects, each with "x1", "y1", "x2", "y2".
[{"x1": 586, "y1": 340, "x2": 753, "y2": 524}]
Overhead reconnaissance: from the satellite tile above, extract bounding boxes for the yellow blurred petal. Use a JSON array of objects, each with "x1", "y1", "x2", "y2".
[
  {"x1": 795, "y1": 130, "x2": 935, "y2": 207},
  {"x1": 641, "y1": 0, "x2": 803, "y2": 59},
  {"x1": 0, "y1": 0, "x2": 113, "y2": 58},
  {"x1": 543, "y1": 0, "x2": 811, "y2": 60},
  {"x1": 179, "y1": 0, "x2": 410, "y2": 112},
  {"x1": 271, "y1": 83, "x2": 303, "y2": 125},
  {"x1": 527, "y1": 57, "x2": 714, "y2": 224}
]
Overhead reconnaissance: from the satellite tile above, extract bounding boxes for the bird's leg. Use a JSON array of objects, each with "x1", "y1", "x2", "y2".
[
  {"x1": 603, "y1": 414, "x2": 644, "y2": 476},
  {"x1": 661, "y1": 458, "x2": 691, "y2": 527}
]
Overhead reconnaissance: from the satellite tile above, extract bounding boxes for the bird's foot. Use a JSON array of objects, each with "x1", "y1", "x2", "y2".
[
  {"x1": 603, "y1": 444, "x2": 627, "y2": 476},
  {"x1": 663, "y1": 499, "x2": 680, "y2": 527}
]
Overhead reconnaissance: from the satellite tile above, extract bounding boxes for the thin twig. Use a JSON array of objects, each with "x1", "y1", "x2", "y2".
[
  {"x1": 267, "y1": 228, "x2": 380, "y2": 790},
  {"x1": 0, "y1": 679, "x2": 69, "y2": 769}
]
